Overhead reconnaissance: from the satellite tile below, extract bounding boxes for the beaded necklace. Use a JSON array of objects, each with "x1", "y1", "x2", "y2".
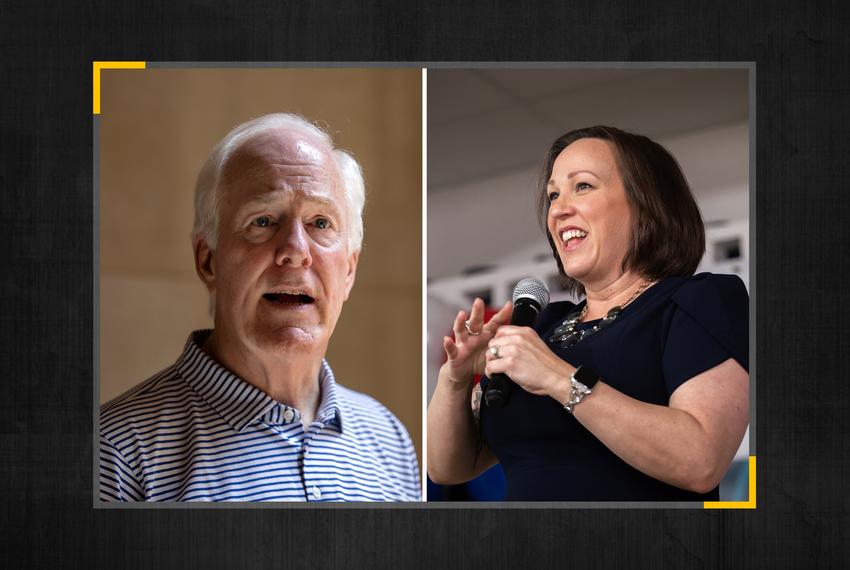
[{"x1": 548, "y1": 279, "x2": 654, "y2": 349}]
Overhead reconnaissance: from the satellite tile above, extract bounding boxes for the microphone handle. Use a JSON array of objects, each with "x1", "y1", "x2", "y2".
[
  {"x1": 483, "y1": 299, "x2": 540, "y2": 409},
  {"x1": 484, "y1": 372, "x2": 511, "y2": 408}
]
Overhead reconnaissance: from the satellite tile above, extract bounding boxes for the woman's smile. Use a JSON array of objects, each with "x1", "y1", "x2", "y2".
[{"x1": 558, "y1": 226, "x2": 589, "y2": 251}]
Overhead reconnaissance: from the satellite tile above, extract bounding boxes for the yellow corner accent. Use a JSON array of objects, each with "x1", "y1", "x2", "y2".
[
  {"x1": 93, "y1": 61, "x2": 146, "y2": 115},
  {"x1": 704, "y1": 455, "x2": 756, "y2": 509}
]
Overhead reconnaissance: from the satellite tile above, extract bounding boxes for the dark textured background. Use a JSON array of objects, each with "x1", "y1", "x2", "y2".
[{"x1": 2, "y1": 1, "x2": 849, "y2": 567}]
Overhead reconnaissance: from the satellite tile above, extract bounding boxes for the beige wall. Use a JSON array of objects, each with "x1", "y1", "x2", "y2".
[{"x1": 99, "y1": 68, "x2": 422, "y2": 465}]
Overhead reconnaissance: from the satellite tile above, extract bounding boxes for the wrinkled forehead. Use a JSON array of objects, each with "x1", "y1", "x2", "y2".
[{"x1": 221, "y1": 128, "x2": 339, "y2": 192}]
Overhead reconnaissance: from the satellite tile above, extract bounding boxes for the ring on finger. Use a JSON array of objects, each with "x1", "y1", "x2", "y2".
[
  {"x1": 464, "y1": 320, "x2": 481, "y2": 336},
  {"x1": 489, "y1": 345, "x2": 500, "y2": 358}
]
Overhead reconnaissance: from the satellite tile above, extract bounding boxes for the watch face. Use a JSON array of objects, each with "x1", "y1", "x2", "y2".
[{"x1": 574, "y1": 365, "x2": 599, "y2": 388}]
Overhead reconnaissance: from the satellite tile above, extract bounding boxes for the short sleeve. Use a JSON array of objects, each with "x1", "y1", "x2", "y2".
[
  {"x1": 99, "y1": 434, "x2": 145, "y2": 502},
  {"x1": 662, "y1": 273, "x2": 749, "y2": 396},
  {"x1": 392, "y1": 416, "x2": 423, "y2": 501},
  {"x1": 404, "y1": 443, "x2": 423, "y2": 502}
]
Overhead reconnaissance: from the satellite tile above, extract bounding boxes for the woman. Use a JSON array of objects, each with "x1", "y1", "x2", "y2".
[{"x1": 427, "y1": 126, "x2": 749, "y2": 501}]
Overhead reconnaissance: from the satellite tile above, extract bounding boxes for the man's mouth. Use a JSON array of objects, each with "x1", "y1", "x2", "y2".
[
  {"x1": 560, "y1": 228, "x2": 588, "y2": 251},
  {"x1": 262, "y1": 290, "x2": 315, "y2": 305}
]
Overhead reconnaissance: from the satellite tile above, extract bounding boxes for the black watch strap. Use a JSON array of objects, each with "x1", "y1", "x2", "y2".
[{"x1": 573, "y1": 364, "x2": 600, "y2": 389}]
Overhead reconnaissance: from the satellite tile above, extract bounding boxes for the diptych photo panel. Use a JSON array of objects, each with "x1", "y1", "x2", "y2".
[
  {"x1": 425, "y1": 67, "x2": 751, "y2": 504},
  {"x1": 96, "y1": 65, "x2": 752, "y2": 506},
  {"x1": 97, "y1": 67, "x2": 422, "y2": 503}
]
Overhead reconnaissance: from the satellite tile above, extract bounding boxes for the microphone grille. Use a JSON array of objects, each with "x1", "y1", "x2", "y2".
[{"x1": 512, "y1": 277, "x2": 550, "y2": 310}]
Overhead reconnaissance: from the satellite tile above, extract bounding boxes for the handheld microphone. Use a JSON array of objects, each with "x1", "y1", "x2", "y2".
[{"x1": 484, "y1": 277, "x2": 550, "y2": 408}]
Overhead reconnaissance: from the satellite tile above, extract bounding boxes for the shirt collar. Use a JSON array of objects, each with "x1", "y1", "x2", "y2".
[
  {"x1": 316, "y1": 359, "x2": 344, "y2": 432},
  {"x1": 176, "y1": 330, "x2": 344, "y2": 433}
]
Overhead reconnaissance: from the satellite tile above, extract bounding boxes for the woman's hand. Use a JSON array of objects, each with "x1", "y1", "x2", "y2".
[
  {"x1": 484, "y1": 325, "x2": 575, "y2": 401},
  {"x1": 429, "y1": 298, "x2": 506, "y2": 484},
  {"x1": 442, "y1": 298, "x2": 512, "y2": 386}
]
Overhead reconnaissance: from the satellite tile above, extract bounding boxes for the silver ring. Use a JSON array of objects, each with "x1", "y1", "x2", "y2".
[
  {"x1": 489, "y1": 345, "x2": 500, "y2": 358},
  {"x1": 464, "y1": 320, "x2": 481, "y2": 336}
]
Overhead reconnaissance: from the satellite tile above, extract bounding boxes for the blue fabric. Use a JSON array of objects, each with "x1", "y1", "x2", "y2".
[
  {"x1": 100, "y1": 330, "x2": 421, "y2": 502},
  {"x1": 480, "y1": 273, "x2": 748, "y2": 501}
]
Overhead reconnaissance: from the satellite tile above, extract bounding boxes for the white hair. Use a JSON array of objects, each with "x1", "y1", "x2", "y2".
[{"x1": 192, "y1": 113, "x2": 366, "y2": 252}]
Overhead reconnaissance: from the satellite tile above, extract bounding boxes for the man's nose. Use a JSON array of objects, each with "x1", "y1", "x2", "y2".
[{"x1": 274, "y1": 219, "x2": 312, "y2": 268}]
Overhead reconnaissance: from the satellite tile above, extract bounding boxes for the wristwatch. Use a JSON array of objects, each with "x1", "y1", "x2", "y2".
[{"x1": 564, "y1": 365, "x2": 600, "y2": 414}]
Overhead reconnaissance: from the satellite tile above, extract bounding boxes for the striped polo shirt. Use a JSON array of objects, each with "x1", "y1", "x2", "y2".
[{"x1": 99, "y1": 330, "x2": 421, "y2": 502}]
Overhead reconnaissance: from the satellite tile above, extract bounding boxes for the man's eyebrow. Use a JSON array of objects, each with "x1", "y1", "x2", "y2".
[
  {"x1": 243, "y1": 190, "x2": 340, "y2": 210},
  {"x1": 302, "y1": 194, "x2": 340, "y2": 210}
]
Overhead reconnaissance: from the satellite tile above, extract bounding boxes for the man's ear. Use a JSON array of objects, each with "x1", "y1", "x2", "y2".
[
  {"x1": 193, "y1": 235, "x2": 216, "y2": 294},
  {"x1": 343, "y1": 249, "x2": 360, "y2": 301}
]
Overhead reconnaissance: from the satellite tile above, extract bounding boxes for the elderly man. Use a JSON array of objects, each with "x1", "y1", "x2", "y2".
[{"x1": 99, "y1": 114, "x2": 421, "y2": 502}]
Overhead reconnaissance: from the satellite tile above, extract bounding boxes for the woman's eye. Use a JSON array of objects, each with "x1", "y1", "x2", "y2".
[
  {"x1": 576, "y1": 182, "x2": 592, "y2": 192},
  {"x1": 251, "y1": 216, "x2": 272, "y2": 228},
  {"x1": 314, "y1": 218, "x2": 331, "y2": 230},
  {"x1": 547, "y1": 191, "x2": 560, "y2": 203}
]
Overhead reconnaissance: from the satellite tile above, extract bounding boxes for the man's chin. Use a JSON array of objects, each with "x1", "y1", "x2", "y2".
[{"x1": 256, "y1": 325, "x2": 324, "y2": 352}]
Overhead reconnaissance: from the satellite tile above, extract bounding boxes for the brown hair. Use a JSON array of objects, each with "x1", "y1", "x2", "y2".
[{"x1": 536, "y1": 126, "x2": 705, "y2": 297}]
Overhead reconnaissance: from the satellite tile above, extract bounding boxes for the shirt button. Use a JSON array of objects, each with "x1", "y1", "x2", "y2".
[
  {"x1": 283, "y1": 409, "x2": 295, "y2": 422},
  {"x1": 311, "y1": 486, "x2": 322, "y2": 500}
]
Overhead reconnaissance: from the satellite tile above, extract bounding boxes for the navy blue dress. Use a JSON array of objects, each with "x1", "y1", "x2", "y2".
[{"x1": 479, "y1": 273, "x2": 749, "y2": 501}]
